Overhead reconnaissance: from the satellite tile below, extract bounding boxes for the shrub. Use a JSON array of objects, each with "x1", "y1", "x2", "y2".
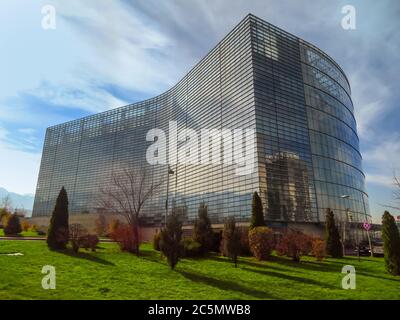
[
  {"x1": 250, "y1": 192, "x2": 266, "y2": 229},
  {"x1": 248, "y1": 226, "x2": 274, "y2": 260},
  {"x1": 238, "y1": 226, "x2": 251, "y2": 256},
  {"x1": 382, "y1": 211, "x2": 400, "y2": 275},
  {"x1": 0, "y1": 214, "x2": 11, "y2": 229},
  {"x1": 110, "y1": 224, "x2": 139, "y2": 254},
  {"x1": 69, "y1": 224, "x2": 87, "y2": 253},
  {"x1": 181, "y1": 238, "x2": 202, "y2": 257},
  {"x1": 29, "y1": 224, "x2": 38, "y2": 232},
  {"x1": 160, "y1": 211, "x2": 183, "y2": 269},
  {"x1": 325, "y1": 208, "x2": 343, "y2": 258},
  {"x1": 222, "y1": 217, "x2": 241, "y2": 267},
  {"x1": 95, "y1": 214, "x2": 107, "y2": 237},
  {"x1": 79, "y1": 234, "x2": 99, "y2": 252},
  {"x1": 276, "y1": 229, "x2": 312, "y2": 262},
  {"x1": 210, "y1": 230, "x2": 222, "y2": 253},
  {"x1": 153, "y1": 230, "x2": 161, "y2": 251},
  {"x1": 0, "y1": 208, "x2": 11, "y2": 228},
  {"x1": 21, "y1": 220, "x2": 31, "y2": 232},
  {"x1": 108, "y1": 218, "x2": 120, "y2": 237},
  {"x1": 37, "y1": 226, "x2": 47, "y2": 236},
  {"x1": 193, "y1": 202, "x2": 213, "y2": 253},
  {"x1": 312, "y1": 239, "x2": 326, "y2": 261},
  {"x1": 4, "y1": 213, "x2": 22, "y2": 236},
  {"x1": 47, "y1": 187, "x2": 69, "y2": 250},
  {"x1": 219, "y1": 238, "x2": 226, "y2": 256},
  {"x1": 220, "y1": 226, "x2": 250, "y2": 257}
]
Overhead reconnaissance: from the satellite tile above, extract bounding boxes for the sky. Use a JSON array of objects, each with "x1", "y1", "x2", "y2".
[{"x1": 0, "y1": 0, "x2": 399, "y2": 222}]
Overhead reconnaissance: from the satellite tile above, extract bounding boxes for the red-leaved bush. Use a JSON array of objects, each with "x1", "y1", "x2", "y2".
[
  {"x1": 110, "y1": 224, "x2": 139, "y2": 254},
  {"x1": 107, "y1": 218, "x2": 121, "y2": 237},
  {"x1": 248, "y1": 226, "x2": 274, "y2": 260},
  {"x1": 276, "y1": 229, "x2": 312, "y2": 262},
  {"x1": 312, "y1": 239, "x2": 326, "y2": 261},
  {"x1": 79, "y1": 234, "x2": 100, "y2": 252}
]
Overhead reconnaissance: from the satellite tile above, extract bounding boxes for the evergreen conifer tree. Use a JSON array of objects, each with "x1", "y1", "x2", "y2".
[
  {"x1": 223, "y1": 217, "x2": 241, "y2": 267},
  {"x1": 382, "y1": 211, "x2": 400, "y2": 275},
  {"x1": 250, "y1": 192, "x2": 265, "y2": 229},
  {"x1": 160, "y1": 210, "x2": 183, "y2": 270},
  {"x1": 325, "y1": 208, "x2": 343, "y2": 258},
  {"x1": 193, "y1": 202, "x2": 213, "y2": 253},
  {"x1": 47, "y1": 187, "x2": 69, "y2": 250},
  {"x1": 4, "y1": 213, "x2": 22, "y2": 236}
]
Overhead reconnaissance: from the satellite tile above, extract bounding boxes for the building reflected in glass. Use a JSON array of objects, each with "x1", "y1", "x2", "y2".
[{"x1": 265, "y1": 152, "x2": 312, "y2": 222}]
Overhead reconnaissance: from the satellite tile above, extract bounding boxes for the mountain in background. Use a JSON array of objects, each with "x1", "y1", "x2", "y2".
[{"x1": 0, "y1": 187, "x2": 34, "y2": 216}]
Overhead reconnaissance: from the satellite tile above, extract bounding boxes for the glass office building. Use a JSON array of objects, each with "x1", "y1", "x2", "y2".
[{"x1": 32, "y1": 14, "x2": 371, "y2": 232}]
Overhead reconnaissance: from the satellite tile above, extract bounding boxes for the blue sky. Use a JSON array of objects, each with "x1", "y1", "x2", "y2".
[{"x1": 0, "y1": 0, "x2": 399, "y2": 222}]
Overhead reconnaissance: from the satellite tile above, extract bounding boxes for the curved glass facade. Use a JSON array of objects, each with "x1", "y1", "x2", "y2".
[
  {"x1": 33, "y1": 14, "x2": 370, "y2": 229},
  {"x1": 299, "y1": 40, "x2": 369, "y2": 224}
]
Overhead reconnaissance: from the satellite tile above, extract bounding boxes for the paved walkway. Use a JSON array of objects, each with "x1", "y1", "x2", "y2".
[{"x1": 0, "y1": 237, "x2": 114, "y2": 242}]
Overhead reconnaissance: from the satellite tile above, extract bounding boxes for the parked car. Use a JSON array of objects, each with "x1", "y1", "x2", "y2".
[
  {"x1": 354, "y1": 241, "x2": 370, "y2": 256},
  {"x1": 371, "y1": 241, "x2": 384, "y2": 257}
]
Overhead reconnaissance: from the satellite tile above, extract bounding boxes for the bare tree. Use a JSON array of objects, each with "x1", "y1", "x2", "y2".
[
  {"x1": 393, "y1": 174, "x2": 400, "y2": 209},
  {"x1": 69, "y1": 223, "x2": 87, "y2": 253},
  {"x1": 14, "y1": 207, "x2": 28, "y2": 218},
  {"x1": 1, "y1": 194, "x2": 12, "y2": 212},
  {"x1": 97, "y1": 165, "x2": 164, "y2": 255},
  {"x1": 95, "y1": 214, "x2": 107, "y2": 237},
  {"x1": 380, "y1": 172, "x2": 400, "y2": 212}
]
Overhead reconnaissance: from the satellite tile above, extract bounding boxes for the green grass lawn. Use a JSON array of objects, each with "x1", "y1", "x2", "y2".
[
  {"x1": 0, "y1": 240, "x2": 399, "y2": 300},
  {"x1": 0, "y1": 229, "x2": 41, "y2": 237}
]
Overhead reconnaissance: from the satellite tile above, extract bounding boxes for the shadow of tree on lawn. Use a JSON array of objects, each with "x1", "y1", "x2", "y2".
[
  {"x1": 177, "y1": 270, "x2": 280, "y2": 299},
  {"x1": 241, "y1": 267, "x2": 337, "y2": 290},
  {"x1": 269, "y1": 255, "x2": 341, "y2": 273},
  {"x1": 207, "y1": 254, "x2": 303, "y2": 274},
  {"x1": 138, "y1": 248, "x2": 166, "y2": 265},
  {"x1": 269, "y1": 256, "x2": 400, "y2": 282},
  {"x1": 59, "y1": 249, "x2": 115, "y2": 266}
]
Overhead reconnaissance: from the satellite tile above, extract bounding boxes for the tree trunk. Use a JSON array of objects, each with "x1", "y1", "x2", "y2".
[{"x1": 132, "y1": 222, "x2": 140, "y2": 256}]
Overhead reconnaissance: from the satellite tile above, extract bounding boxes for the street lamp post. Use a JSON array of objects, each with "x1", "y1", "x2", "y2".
[
  {"x1": 342, "y1": 212, "x2": 347, "y2": 256},
  {"x1": 341, "y1": 195, "x2": 350, "y2": 256},
  {"x1": 355, "y1": 217, "x2": 361, "y2": 262},
  {"x1": 165, "y1": 165, "x2": 175, "y2": 226},
  {"x1": 365, "y1": 221, "x2": 374, "y2": 258},
  {"x1": 347, "y1": 209, "x2": 357, "y2": 260},
  {"x1": 342, "y1": 208, "x2": 353, "y2": 256}
]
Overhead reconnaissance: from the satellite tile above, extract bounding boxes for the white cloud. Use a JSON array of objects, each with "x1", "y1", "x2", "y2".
[
  {"x1": 354, "y1": 100, "x2": 389, "y2": 140},
  {"x1": 28, "y1": 80, "x2": 130, "y2": 113},
  {"x1": 350, "y1": 69, "x2": 392, "y2": 140},
  {"x1": 18, "y1": 128, "x2": 36, "y2": 135},
  {"x1": 362, "y1": 136, "x2": 400, "y2": 192},
  {"x1": 365, "y1": 174, "x2": 395, "y2": 187},
  {"x1": 0, "y1": 127, "x2": 41, "y2": 195},
  {"x1": 53, "y1": 0, "x2": 178, "y2": 95},
  {"x1": 363, "y1": 137, "x2": 400, "y2": 165}
]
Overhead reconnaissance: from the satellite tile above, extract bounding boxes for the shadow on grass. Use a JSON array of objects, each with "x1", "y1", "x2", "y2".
[
  {"x1": 207, "y1": 254, "x2": 302, "y2": 274},
  {"x1": 177, "y1": 270, "x2": 279, "y2": 299},
  {"x1": 269, "y1": 255, "x2": 375, "y2": 275},
  {"x1": 241, "y1": 267, "x2": 337, "y2": 289},
  {"x1": 138, "y1": 248, "x2": 165, "y2": 265},
  {"x1": 269, "y1": 256, "x2": 400, "y2": 282},
  {"x1": 59, "y1": 249, "x2": 115, "y2": 266},
  {"x1": 269, "y1": 255, "x2": 341, "y2": 273}
]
